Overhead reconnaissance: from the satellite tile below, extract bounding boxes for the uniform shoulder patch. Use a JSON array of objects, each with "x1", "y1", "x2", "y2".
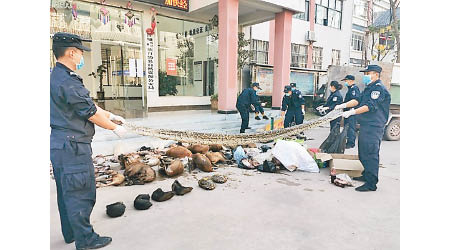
[
  {"x1": 371, "y1": 91, "x2": 380, "y2": 99},
  {"x1": 352, "y1": 90, "x2": 356, "y2": 96},
  {"x1": 333, "y1": 96, "x2": 337, "y2": 101}
]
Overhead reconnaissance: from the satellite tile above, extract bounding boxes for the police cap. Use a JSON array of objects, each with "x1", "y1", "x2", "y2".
[
  {"x1": 290, "y1": 82, "x2": 296, "y2": 87},
  {"x1": 284, "y1": 85, "x2": 292, "y2": 93},
  {"x1": 52, "y1": 32, "x2": 91, "y2": 51},
  {"x1": 252, "y1": 82, "x2": 262, "y2": 90},
  {"x1": 360, "y1": 65, "x2": 382, "y2": 73},
  {"x1": 341, "y1": 75, "x2": 355, "y2": 81}
]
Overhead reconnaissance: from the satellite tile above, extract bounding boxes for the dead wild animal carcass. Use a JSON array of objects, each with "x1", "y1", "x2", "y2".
[
  {"x1": 188, "y1": 144, "x2": 209, "y2": 154},
  {"x1": 192, "y1": 153, "x2": 213, "y2": 172},
  {"x1": 118, "y1": 154, "x2": 156, "y2": 185},
  {"x1": 205, "y1": 152, "x2": 227, "y2": 164},
  {"x1": 159, "y1": 158, "x2": 184, "y2": 177},
  {"x1": 166, "y1": 146, "x2": 192, "y2": 158}
]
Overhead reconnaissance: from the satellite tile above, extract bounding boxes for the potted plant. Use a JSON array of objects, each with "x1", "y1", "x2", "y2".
[
  {"x1": 89, "y1": 64, "x2": 107, "y2": 100},
  {"x1": 210, "y1": 94, "x2": 218, "y2": 110}
]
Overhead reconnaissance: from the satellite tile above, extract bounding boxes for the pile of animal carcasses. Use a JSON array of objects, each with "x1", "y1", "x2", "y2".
[{"x1": 83, "y1": 141, "x2": 285, "y2": 188}]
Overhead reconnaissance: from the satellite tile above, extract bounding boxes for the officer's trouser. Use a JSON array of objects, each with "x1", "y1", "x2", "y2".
[
  {"x1": 51, "y1": 140, "x2": 99, "y2": 249},
  {"x1": 344, "y1": 115, "x2": 357, "y2": 147},
  {"x1": 255, "y1": 102, "x2": 264, "y2": 114},
  {"x1": 236, "y1": 104, "x2": 250, "y2": 132},
  {"x1": 284, "y1": 109, "x2": 304, "y2": 128},
  {"x1": 358, "y1": 125, "x2": 384, "y2": 188},
  {"x1": 330, "y1": 117, "x2": 341, "y2": 131}
]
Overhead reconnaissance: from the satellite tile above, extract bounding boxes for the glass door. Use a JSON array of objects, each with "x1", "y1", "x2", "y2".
[{"x1": 101, "y1": 44, "x2": 124, "y2": 100}]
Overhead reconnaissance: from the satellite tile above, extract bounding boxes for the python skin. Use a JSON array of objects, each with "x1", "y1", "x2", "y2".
[{"x1": 123, "y1": 109, "x2": 343, "y2": 147}]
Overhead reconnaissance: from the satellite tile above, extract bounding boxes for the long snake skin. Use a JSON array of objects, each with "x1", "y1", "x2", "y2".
[{"x1": 123, "y1": 109, "x2": 343, "y2": 147}]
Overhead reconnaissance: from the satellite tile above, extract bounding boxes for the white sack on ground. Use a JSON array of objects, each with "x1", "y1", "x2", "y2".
[{"x1": 272, "y1": 140, "x2": 319, "y2": 173}]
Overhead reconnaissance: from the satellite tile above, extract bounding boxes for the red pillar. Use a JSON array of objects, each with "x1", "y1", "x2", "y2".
[
  {"x1": 217, "y1": 0, "x2": 239, "y2": 114},
  {"x1": 307, "y1": 0, "x2": 315, "y2": 68},
  {"x1": 272, "y1": 10, "x2": 293, "y2": 109},
  {"x1": 268, "y1": 20, "x2": 275, "y2": 65}
]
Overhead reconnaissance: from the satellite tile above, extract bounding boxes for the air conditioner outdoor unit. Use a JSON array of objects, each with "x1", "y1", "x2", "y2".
[{"x1": 306, "y1": 31, "x2": 316, "y2": 42}]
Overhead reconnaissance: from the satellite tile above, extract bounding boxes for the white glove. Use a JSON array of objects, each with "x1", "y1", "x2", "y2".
[
  {"x1": 342, "y1": 109, "x2": 356, "y2": 119},
  {"x1": 110, "y1": 113, "x2": 126, "y2": 124},
  {"x1": 316, "y1": 105, "x2": 323, "y2": 111},
  {"x1": 113, "y1": 125, "x2": 127, "y2": 138},
  {"x1": 250, "y1": 104, "x2": 255, "y2": 111},
  {"x1": 321, "y1": 107, "x2": 330, "y2": 112},
  {"x1": 302, "y1": 109, "x2": 305, "y2": 115},
  {"x1": 335, "y1": 103, "x2": 347, "y2": 110}
]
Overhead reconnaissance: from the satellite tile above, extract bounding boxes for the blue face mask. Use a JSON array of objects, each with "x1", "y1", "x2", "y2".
[
  {"x1": 285, "y1": 93, "x2": 291, "y2": 96},
  {"x1": 344, "y1": 82, "x2": 349, "y2": 87},
  {"x1": 76, "y1": 56, "x2": 85, "y2": 70},
  {"x1": 362, "y1": 75, "x2": 372, "y2": 85}
]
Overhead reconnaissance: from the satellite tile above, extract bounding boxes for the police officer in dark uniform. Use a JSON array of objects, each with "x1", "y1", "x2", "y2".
[
  {"x1": 341, "y1": 65, "x2": 391, "y2": 192},
  {"x1": 50, "y1": 32, "x2": 127, "y2": 249},
  {"x1": 335, "y1": 75, "x2": 361, "y2": 149},
  {"x1": 281, "y1": 85, "x2": 305, "y2": 128},
  {"x1": 318, "y1": 81, "x2": 343, "y2": 130},
  {"x1": 236, "y1": 82, "x2": 261, "y2": 133},
  {"x1": 290, "y1": 82, "x2": 306, "y2": 120}
]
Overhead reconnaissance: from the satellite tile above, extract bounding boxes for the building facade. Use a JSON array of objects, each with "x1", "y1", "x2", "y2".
[
  {"x1": 349, "y1": 0, "x2": 398, "y2": 66},
  {"x1": 50, "y1": 0, "x2": 359, "y2": 114}
]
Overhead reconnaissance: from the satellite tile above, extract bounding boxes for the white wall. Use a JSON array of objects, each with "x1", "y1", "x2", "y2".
[{"x1": 249, "y1": 0, "x2": 353, "y2": 70}]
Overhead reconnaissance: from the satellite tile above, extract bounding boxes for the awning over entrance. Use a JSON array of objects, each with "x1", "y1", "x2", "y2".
[{"x1": 189, "y1": 0, "x2": 305, "y2": 26}]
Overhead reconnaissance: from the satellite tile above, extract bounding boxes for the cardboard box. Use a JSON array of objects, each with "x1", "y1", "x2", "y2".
[
  {"x1": 329, "y1": 154, "x2": 364, "y2": 177},
  {"x1": 314, "y1": 153, "x2": 364, "y2": 177}
]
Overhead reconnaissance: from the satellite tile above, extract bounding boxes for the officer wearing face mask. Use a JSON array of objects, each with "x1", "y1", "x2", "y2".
[
  {"x1": 281, "y1": 85, "x2": 305, "y2": 128},
  {"x1": 334, "y1": 75, "x2": 361, "y2": 149},
  {"x1": 317, "y1": 81, "x2": 343, "y2": 130},
  {"x1": 340, "y1": 65, "x2": 391, "y2": 192},
  {"x1": 50, "y1": 33, "x2": 126, "y2": 249}
]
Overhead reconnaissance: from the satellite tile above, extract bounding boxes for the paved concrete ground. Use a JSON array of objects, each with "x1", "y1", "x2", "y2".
[{"x1": 50, "y1": 110, "x2": 400, "y2": 250}]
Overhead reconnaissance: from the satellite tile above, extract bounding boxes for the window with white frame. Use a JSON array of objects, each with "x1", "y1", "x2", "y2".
[
  {"x1": 250, "y1": 39, "x2": 269, "y2": 64},
  {"x1": 291, "y1": 43, "x2": 308, "y2": 68},
  {"x1": 313, "y1": 46, "x2": 323, "y2": 69},
  {"x1": 353, "y1": 0, "x2": 368, "y2": 19},
  {"x1": 331, "y1": 49, "x2": 341, "y2": 66},
  {"x1": 315, "y1": 0, "x2": 343, "y2": 29},
  {"x1": 352, "y1": 33, "x2": 364, "y2": 51},
  {"x1": 293, "y1": 0, "x2": 310, "y2": 21}
]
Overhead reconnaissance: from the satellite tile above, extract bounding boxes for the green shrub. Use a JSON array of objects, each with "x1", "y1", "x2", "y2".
[{"x1": 158, "y1": 71, "x2": 178, "y2": 96}]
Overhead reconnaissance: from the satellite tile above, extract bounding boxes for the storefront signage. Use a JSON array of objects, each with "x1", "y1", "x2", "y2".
[
  {"x1": 135, "y1": 0, "x2": 189, "y2": 12},
  {"x1": 179, "y1": 24, "x2": 213, "y2": 38},
  {"x1": 146, "y1": 33, "x2": 158, "y2": 92},
  {"x1": 166, "y1": 58, "x2": 177, "y2": 76}
]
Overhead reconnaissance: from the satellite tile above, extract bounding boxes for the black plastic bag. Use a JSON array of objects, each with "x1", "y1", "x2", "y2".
[
  {"x1": 257, "y1": 160, "x2": 277, "y2": 173},
  {"x1": 319, "y1": 123, "x2": 341, "y2": 152},
  {"x1": 320, "y1": 124, "x2": 349, "y2": 154}
]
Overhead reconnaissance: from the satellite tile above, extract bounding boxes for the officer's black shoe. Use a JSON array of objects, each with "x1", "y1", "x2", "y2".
[
  {"x1": 355, "y1": 183, "x2": 377, "y2": 192},
  {"x1": 353, "y1": 176, "x2": 365, "y2": 182},
  {"x1": 262, "y1": 115, "x2": 269, "y2": 120},
  {"x1": 77, "y1": 236, "x2": 112, "y2": 250},
  {"x1": 245, "y1": 127, "x2": 252, "y2": 130},
  {"x1": 240, "y1": 130, "x2": 245, "y2": 134},
  {"x1": 255, "y1": 116, "x2": 261, "y2": 120}
]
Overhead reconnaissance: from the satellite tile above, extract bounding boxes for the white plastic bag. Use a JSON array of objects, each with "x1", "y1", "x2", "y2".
[{"x1": 272, "y1": 140, "x2": 319, "y2": 173}]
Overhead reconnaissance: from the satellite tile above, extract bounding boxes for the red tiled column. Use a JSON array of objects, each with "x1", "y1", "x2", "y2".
[
  {"x1": 272, "y1": 10, "x2": 293, "y2": 109},
  {"x1": 217, "y1": 0, "x2": 239, "y2": 114},
  {"x1": 307, "y1": 0, "x2": 315, "y2": 68},
  {"x1": 268, "y1": 20, "x2": 275, "y2": 65}
]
